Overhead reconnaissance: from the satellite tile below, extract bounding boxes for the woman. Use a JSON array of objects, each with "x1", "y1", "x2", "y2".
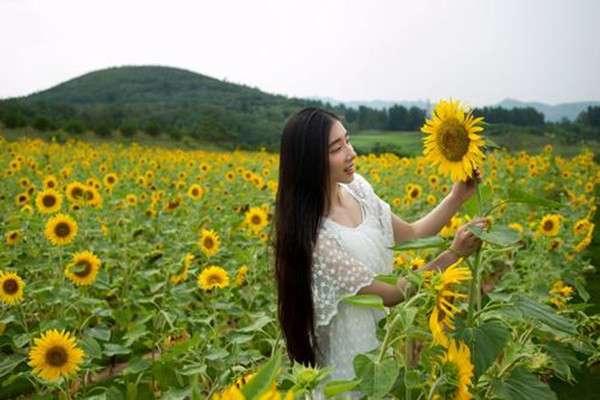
[{"x1": 274, "y1": 107, "x2": 487, "y2": 391}]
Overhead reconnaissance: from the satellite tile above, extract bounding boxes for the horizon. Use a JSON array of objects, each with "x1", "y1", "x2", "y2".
[{"x1": 2, "y1": 64, "x2": 599, "y2": 109}]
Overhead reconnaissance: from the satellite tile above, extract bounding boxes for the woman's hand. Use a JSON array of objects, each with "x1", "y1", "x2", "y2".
[
  {"x1": 450, "y1": 167, "x2": 483, "y2": 203},
  {"x1": 450, "y1": 217, "x2": 489, "y2": 258}
]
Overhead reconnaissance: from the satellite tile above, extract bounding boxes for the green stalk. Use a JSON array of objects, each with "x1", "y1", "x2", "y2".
[{"x1": 467, "y1": 182, "x2": 484, "y2": 326}]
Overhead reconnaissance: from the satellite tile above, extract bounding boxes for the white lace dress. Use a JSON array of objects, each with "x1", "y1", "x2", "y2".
[{"x1": 312, "y1": 173, "x2": 395, "y2": 398}]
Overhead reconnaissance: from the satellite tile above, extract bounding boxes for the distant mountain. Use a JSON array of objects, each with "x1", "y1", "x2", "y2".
[
  {"x1": 3, "y1": 66, "x2": 327, "y2": 148},
  {"x1": 493, "y1": 98, "x2": 600, "y2": 122},
  {"x1": 316, "y1": 95, "x2": 600, "y2": 123}
]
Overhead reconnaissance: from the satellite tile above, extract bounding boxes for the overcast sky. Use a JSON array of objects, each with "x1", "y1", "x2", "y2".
[{"x1": 1, "y1": 0, "x2": 599, "y2": 106}]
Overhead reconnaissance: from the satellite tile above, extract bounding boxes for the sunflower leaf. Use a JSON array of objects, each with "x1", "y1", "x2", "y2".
[
  {"x1": 344, "y1": 294, "x2": 384, "y2": 311},
  {"x1": 491, "y1": 366, "x2": 557, "y2": 400},
  {"x1": 453, "y1": 319, "x2": 510, "y2": 382},
  {"x1": 505, "y1": 189, "x2": 564, "y2": 209},
  {"x1": 241, "y1": 351, "x2": 282, "y2": 400},
  {"x1": 323, "y1": 379, "x2": 361, "y2": 397},
  {"x1": 390, "y1": 236, "x2": 446, "y2": 251},
  {"x1": 513, "y1": 294, "x2": 577, "y2": 335},
  {"x1": 466, "y1": 224, "x2": 521, "y2": 247},
  {"x1": 353, "y1": 354, "x2": 399, "y2": 399}
]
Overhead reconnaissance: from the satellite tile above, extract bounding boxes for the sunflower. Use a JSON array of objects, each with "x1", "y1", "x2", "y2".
[
  {"x1": 421, "y1": 99, "x2": 486, "y2": 182},
  {"x1": 187, "y1": 184, "x2": 204, "y2": 201},
  {"x1": 84, "y1": 187, "x2": 102, "y2": 208},
  {"x1": 15, "y1": 192, "x2": 29, "y2": 207},
  {"x1": 428, "y1": 258, "x2": 471, "y2": 347},
  {"x1": 198, "y1": 266, "x2": 230, "y2": 290},
  {"x1": 35, "y1": 188, "x2": 63, "y2": 214},
  {"x1": 409, "y1": 256, "x2": 425, "y2": 270},
  {"x1": 212, "y1": 370, "x2": 288, "y2": 400},
  {"x1": 199, "y1": 229, "x2": 220, "y2": 257},
  {"x1": 5, "y1": 230, "x2": 21, "y2": 246},
  {"x1": 432, "y1": 340, "x2": 474, "y2": 400},
  {"x1": 171, "y1": 253, "x2": 194, "y2": 284},
  {"x1": 64, "y1": 251, "x2": 101, "y2": 286},
  {"x1": 44, "y1": 214, "x2": 78, "y2": 246},
  {"x1": 28, "y1": 329, "x2": 85, "y2": 382},
  {"x1": 126, "y1": 194, "x2": 138, "y2": 206},
  {"x1": 42, "y1": 175, "x2": 59, "y2": 190},
  {"x1": 0, "y1": 271, "x2": 25, "y2": 305},
  {"x1": 234, "y1": 265, "x2": 249, "y2": 287},
  {"x1": 103, "y1": 173, "x2": 118, "y2": 188},
  {"x1": 225, "y1": 171, "x2": 236, "y2": 182},
  {"x1": 536, "y1": 214, "x2": 562, "y2": 237},
  {"x1": 408, "y1": 184, "x2": 422, "y2": 200},
  {"x1": 65, "y1": 182, "x2": 87, "y2": 203},
  {"x1": 245, "y1": 207, "x2": 269, "y2": 233}
]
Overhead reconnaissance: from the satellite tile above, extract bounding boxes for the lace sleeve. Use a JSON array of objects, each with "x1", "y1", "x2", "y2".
[
  {"x1": 311, "y1": 226, "x2": 377, "y2": 327},
  {"x1": 352, "y1": 173, "x2": 394, "y2": 245}
]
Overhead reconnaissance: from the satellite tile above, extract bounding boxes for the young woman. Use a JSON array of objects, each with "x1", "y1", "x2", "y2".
[{"x1": 274, "y1": 107, "x2": 487, "y2": 389}]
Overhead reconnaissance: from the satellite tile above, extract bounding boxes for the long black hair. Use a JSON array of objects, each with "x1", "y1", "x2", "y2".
[{"x1": 274, "y1": 106, "x2": 340, "y2": 366}]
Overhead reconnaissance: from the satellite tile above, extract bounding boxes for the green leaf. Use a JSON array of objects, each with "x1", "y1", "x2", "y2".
[
  {"x1": 454, "y1": 319, "x2": 509, "y2": 381},
  {"x1": 390, "y1": 236, "x2": 446, "y2": 251},
  {"x1": 0, "y1": 355, "x2": 26, "y2": 378},
  {"x1": 491, "y1": 366, "x2": 557, "y2": 400},
  {"x1": 543, "y1": 342, "x2": 581, "y2": 383},
  {"x1": 121, "y1": 357, "x2": 151, "y2": 375},
  {"x1": 506, "y1": 189, "x2": 563, "y2": 209},
  {"x1": 344, "y1": 294, "x2": 384, "y2": 311},
  {"x1": 353, "y1": 354, "x2": 399, "y2": 399},
  {"x1": 103, "y1": 343, "x2": 132, "y2": 357},
  {"x1": 404, "y1": 370, "x2": 426, "y2": 389},
  {"x1": 573, "y1": 278, "x2": 590, "y2": 303},
  {"x1": 79, "y1": 336, "x2": 103, "y2": 360},
  {"x1": 398, "y1": 307, "x2": 418, "y2": 332},
  {"x1": 122, "y1": 324, "x2": 149, "y2": 347},
  {"x1": 514, "y1": 294, "x2": 577, "y2": 335},
  {"x1": 241, "y1": 352, "x2": 282, "y2": 400},
  {"x1": 237, "y1": 315, "x2": 273, "y2": 333},
  {"x1": 86, "y1": 326, "x2": 112, "y2": 341},
  {"x1": 466, "y1": 224, "x2": 521, "y2": 247},
  {"x1": 374, "y1": 274, "x2": 397, "y2": 286},
  {"x1": 323, "y1": 379, "x2": 361, "y2": 397}
]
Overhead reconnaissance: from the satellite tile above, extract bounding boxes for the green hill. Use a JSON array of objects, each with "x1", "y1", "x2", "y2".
[{"x1": 0, "y1": 66, "x2": 332, "y2": 149}]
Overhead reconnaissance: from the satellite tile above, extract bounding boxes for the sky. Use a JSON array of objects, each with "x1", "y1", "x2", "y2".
[{"x1": 1, "y1": 0, "x2": 599, "y2": 106}]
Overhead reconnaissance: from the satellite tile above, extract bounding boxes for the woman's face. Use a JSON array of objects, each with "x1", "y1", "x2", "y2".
[{"x1": 328, "y1": 120, "x2": 356, "y2": 185}]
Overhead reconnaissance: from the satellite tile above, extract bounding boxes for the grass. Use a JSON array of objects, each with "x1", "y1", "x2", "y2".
[{"x1": 352, "y1": 129, "x2": 598, "y2": 158}]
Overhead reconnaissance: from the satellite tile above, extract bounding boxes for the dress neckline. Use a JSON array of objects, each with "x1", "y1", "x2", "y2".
[{"x1": 324, "y1": 183, "x2": 367, "y2": 230}]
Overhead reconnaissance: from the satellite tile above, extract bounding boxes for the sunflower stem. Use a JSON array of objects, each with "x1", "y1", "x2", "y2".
[
  {"x1": 467, "y1": 182, "x2": 484, "y2": 326},
  {"x1": 405, "y1": 337, "x2": 412, "y2": 400},
  {"x1": 17, "y1": 302, "x2": 29, "y2": 333}
]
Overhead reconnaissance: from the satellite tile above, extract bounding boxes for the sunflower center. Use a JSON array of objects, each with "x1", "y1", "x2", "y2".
[
  {"x1": 73, "y1": 261, "x2": 92, "y2": 278},
  {"x1": 45, "y1": 346, "x2": 68, "y2": 367},
  {"x1": 71, "y1": 187, "x2": 83, "y2": 199},
  {"x1": 204, "y1": 237, "x2": 214, "y2": 249},
  {"x1": 411, "y1": 189, "x2": 419, "y2": 198},
  {"x1": 3, "y1": 279, "x2": 18, "y2": 295},
  {"x1": 251, "y1": 215, "x2": 262, "y2": 225},
  {"x1": 192, "y1": 189, "x2": 199, "y2": 196},
  {"x1": 55, "y1": 222, "x2": 72, "y2": 238},
  {"x1": 42, "y1": 195, "x2": 57, "y2": 207},
  {"x1": 209, "y1": 276, "x2": 221, "y2": 285},
  {"x1": 437, "y1": 118, "x2": 470, "y2": 162},
  {"x1": 543, "y1": 220, "x2": 554, "y2": 232},
  {"x1": 108, "y1": 177, "x2": 115, "y2": 184},
  {"x1": 47, "y1": 181, "x2": 56, "y2": 188}
]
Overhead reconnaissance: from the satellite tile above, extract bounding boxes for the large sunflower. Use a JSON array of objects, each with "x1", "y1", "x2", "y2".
[
  {"x1": 421, "y1": 99, "x2": 486, "y2": 182},
  {"x1": 432, "y1": 340, "x2": 474, "y2": 400},
  {"x1": 35, "y1": 188, "x2": 63, "y2": 214},
  {"x1": 198, "y1": 266, "x2": 230, "y2": 290},
  {"x1": 428, "y1": 258, "x2": 471, "y2": 347},
  {"x1": 64, "y1": 251, "x2": 101, "y2": 286},
  {"x1": 42, "y1": 175, "x2": 59, "y2": 190},
  {"x1": 44, "y1": 214, "x2": 78, "y2": 246},
  {"x1": 244, "y1": 207, "x2": 269, "y2": 233},
  {"x1": 0, "y1": 271, "x2": 25, "y2": 305},
  {"x1": 199, "y1": 229, "x2": 220, "y2": 257},
  {"x1": 28, "y1": 329, "x2": 85, "y2": 382}
]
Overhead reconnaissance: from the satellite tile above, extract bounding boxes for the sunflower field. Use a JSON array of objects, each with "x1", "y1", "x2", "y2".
[{"x1": 0, "y1": 132, "x2": 599, "y2": 399}]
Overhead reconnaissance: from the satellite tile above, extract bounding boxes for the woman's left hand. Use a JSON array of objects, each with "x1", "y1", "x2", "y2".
[{"x1": 450, "y1": 167, "x2": 483, "y2": 203}]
